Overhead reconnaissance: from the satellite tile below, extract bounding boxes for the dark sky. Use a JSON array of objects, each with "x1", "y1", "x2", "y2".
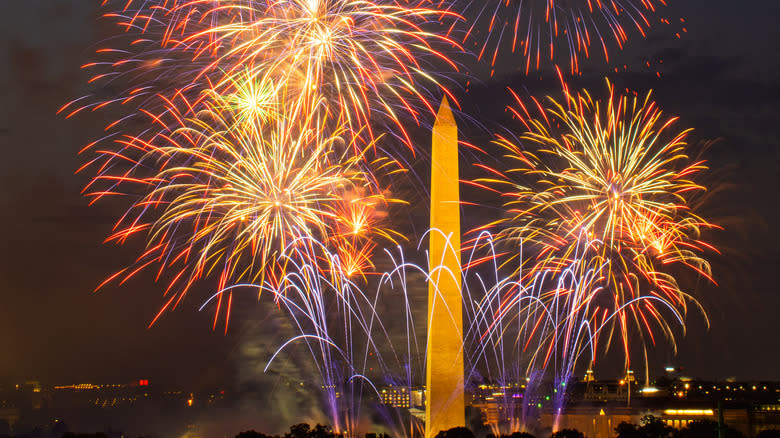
[{"x1": 1, "y1": 0, "x2": 779, "y2": 391}]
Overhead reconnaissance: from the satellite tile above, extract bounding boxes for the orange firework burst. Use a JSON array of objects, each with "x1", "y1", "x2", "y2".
[
  {"x1": 63, "y1": 0, "x2": 462, "y2": 207},
  {"x1": 84, "y1": 91, "x2": 396, "y2": 329},
  {"x1": 477, "y1": 79, "x2": 717, "y2": 364},
  {"x1": 174, "y1": 0, "x2": 461, "y2": 149},
  {"x1": 327, "y1": 186, "x2": 405, "y2": 279}
]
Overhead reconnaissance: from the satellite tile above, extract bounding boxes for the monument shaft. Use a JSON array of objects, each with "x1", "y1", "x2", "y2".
[{"x1": 425, "y1": 97, "x2": 464, "y2": 438}]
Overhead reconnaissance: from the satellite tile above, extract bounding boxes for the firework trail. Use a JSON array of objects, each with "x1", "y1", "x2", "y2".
[
  {"x1": 256, "y1": 236, "x2": 392, "y2": 435},
  {"x1": 200, "y1": 237, "x2": 376, "y2": 435},
  {"x1": 458, "y1": 0, "x2": 667, "y2": 74},
  {"x1": 60, "y1": 1, "x2": 223, "y2": 131},
  {"x1": 373, "y1": 230, "x2": 698, "y2": 435},
  {"x1": 327, "y1": 185, "x2": 406, "y2": 279},
  {"x1": 461, "y1": 232, "x2": 603, "y2": 435},
  {"x1": 476, "y1": 78, "x2": 716, "y2": 367}
]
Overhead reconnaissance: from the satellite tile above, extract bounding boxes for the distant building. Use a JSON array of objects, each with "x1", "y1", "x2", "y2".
[
  {"x1": 470, "y1": 384, "x2": 526, "y2": 427},
  {"x1": 465, "y1": 372, "x2": 780, "y2": 438},
  {"x1": 540, "y1": 406, "x2": 636, "y2": 438},
  {"x1": 536, "y1": 375, "x2": 780, "y2": 438},
  {"x1": 380, "y1": 387, "x2": 412, "y2": 408}
]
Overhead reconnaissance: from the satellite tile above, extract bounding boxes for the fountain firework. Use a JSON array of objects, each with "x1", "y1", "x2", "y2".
[{"x1": 208, "y1": 230, "x2": 699, "y2": 436}]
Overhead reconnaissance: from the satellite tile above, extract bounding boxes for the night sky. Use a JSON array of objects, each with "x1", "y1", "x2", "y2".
[{"x1": 1, "y1": 0, "x2": 779, "y2": 392}]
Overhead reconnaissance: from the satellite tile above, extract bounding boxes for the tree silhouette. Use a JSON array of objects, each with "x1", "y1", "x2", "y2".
[
  {"x1": 487, "y1": 432, "x2": 537, "y2": 438},
  {"x1": 505, "y1": 432, "x2": 537, "y2": 438},
  {"x1": 678, "y1": 419, "x2": 745, "y2": 438},
  {"x1": 640, "y1": 416, "x2": 677, "y2": 438},
  {"x1": 309, "y1": 425, "x2": 338, "y2": 438},
  {"x1": 434, "y1": 426, "x2": 476, "y2": 438},
  {"x1": 286, "y1": 424, "x2": 311, "y2": 438},
  {"x1": 51, "y1": 421, "x2": 69, "y2": 438},
  {"x1": 551, "y1": 429, "x2": 585, "y2": 438},
  {"x1": 61, "y1": 434, "x2": 108, "y2": 438},
  {"x1": 282, "y1": 424, "x2": 339, "y2": 438},
  {"x1": 616, "y1": 416, "x2": 676, "y2": 438},
  {"x1": 236, "y1": 430, "x2": 278, "y2": 438},
  {"x1": 615, "y1": 422, "x2": 644, "y2": 438}
]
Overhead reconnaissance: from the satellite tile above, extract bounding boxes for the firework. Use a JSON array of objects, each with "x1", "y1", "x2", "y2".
[
  {"x1": 478, "y1": 79, "x2": 716, "y2": 365},
  {"x1": 373, "y1": 230, "x2": 694, "y2": 434},
  {"x1": 84, "y1": 91, "x2": 396, "y2": 328},
  {"x1": 62, "y1": 3, "x2": 716, "y2": 432},
  {"x1": 205, "y1": 69, "x2": 283, "y2": 130},
  {"x1": 58, "y1": 2, "x2": 225, "y2": 163},
  {"x1": 69, "y1": 1, "x2": 420, "y2": 327},
  {"x1": 460, "y1": 0, "x2": 666, "y2": 74},
  {"x1": 193, "y1": 228, "x2": 699, "y2": 436},
  {"x1": 326, "y1": 185, "x2": 405, "y2": 278},
  {"x1": 186, "y1": 0, "x2": 460, "y2": 148},
  {"x1": 71, "y1": 0, "x2": 461, "y2": 159},
  {"x1": 258, "y1": 236, "x2": 386, "y2": 434},
  {"x1": 466, "y1": 233, "x2": 606, "y2": 434}
]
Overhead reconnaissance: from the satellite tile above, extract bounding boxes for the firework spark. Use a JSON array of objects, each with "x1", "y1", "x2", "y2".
[{"x1": 460, "y1": 0, "x2": 667, "y2": 74}]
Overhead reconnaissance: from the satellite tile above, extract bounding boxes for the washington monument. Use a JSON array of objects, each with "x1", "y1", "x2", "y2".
[{"x1": 425, "y1": 96, "x2": 465, "y2": 438}]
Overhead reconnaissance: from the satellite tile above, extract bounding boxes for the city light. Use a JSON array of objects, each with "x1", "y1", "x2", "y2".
[{"x1": 663, "y1": 409, "x2": 714, "y2": 416}]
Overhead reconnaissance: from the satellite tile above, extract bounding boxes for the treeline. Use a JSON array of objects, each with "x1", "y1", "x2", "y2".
[
  {"x1": 232, "y1": 418, "x2": 780, "y2": 438},
  {"x1": 232, "y1": 424, "x2": 608, "y2": 438},
  {"x1": 5, "y1": 418, "x2": 780, "y2": 438},
  {"x1": 614, "y1": 415, "x2": 780, "y2": 438},
  {"x1": 235, "y1": 423, "x2": 363, "y2": 438}
]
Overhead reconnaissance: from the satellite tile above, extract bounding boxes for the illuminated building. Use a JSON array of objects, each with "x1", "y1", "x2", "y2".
[
  {"x1": 584, "y1": 380, "x2": 634, "y2": 402},
  {"x1": 538, "y1": 376, "x2": 780, "y2": 438},
  {"x1": 470, "y1": 384, "x2": 526, "y2": 428},
  {"x1": 380, "y1": 387, "x2": 412, "y2": 408},
  {"x1": 540, "y1": 406, "x2": 636, "y2": 438},
  {"x1": 412, "y1": 388, "x2": 425, "y2": 409}
]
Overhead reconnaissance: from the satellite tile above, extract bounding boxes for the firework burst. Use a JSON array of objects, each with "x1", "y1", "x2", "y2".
[
  {"x1": 84, "y1": 92, "x2": 397, "y2": 328},
  {"x1": 478, "y1": 79, "x2": 716, "y2": 364},
  {"x1": 77, "y1": 0, "x2": 462, "y2": 156},
  {"x1": 186, "y1": 0, "x2": 460, "y2": 148}
]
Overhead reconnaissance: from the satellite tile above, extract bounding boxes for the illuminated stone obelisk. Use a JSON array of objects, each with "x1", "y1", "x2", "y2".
[{"x1": 425, "y1": 96, "x2": 464, "y2": 438}]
